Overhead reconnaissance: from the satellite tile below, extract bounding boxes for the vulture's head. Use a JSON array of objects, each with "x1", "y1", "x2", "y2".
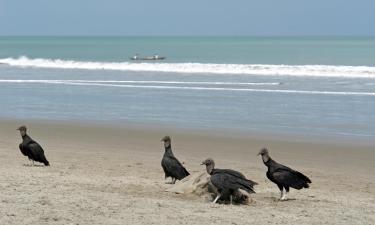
[
  {"x1": 257, "y1": 148, "x2": 269, "y2": 156},
  {"x1": 161, "y1": 136, "x2": 171, "y2": 148},
  {"x1": 201, "y1": 158, "x2": 215, "y2": 174},
  {"x1": 17, "y1": 125, "x2": 27, "y2": 137},
  {"x1": 257, "y1": 148, "x2": 270, "y2": 162}
]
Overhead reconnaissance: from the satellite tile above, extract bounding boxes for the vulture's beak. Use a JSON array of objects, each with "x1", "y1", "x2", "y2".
[
  {"x1": 200, "y1": 162, "x2": 205, "y2": 165},
  {"x1": 257, "y1": 152, "x2": 261, "y2": 156}
]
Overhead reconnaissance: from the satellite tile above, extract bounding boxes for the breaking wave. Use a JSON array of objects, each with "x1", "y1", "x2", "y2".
[{"x1": 1, "y1": 56, "x2": 375, "y2": 78}]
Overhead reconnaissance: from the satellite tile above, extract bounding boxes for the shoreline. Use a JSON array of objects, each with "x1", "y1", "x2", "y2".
[
  {"x1": 1, "y1": 119, "x2": 374, "y2": 224},
  {"x1": 2, "y1": 117, "x2": 375, "y2": 147}
]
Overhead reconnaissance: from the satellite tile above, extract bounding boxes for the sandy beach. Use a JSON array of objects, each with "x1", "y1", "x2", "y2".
[{"x1": 0, "y1": 119, "x2": 374, "y2": 225}]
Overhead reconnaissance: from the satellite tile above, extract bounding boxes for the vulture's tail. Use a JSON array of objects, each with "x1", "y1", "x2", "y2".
[
  {"x1": 183, "y1": 167, "x2": 190, "y2": 176},
  {"x1": 236, "y1": 179, "x2": 256, "y2": 193},
  {"x1": 41, "y1": 155, "x2": 50, "y2": 166},
  {"x1": 291, "y1": 171, "x2": 311, "y2": 189}
]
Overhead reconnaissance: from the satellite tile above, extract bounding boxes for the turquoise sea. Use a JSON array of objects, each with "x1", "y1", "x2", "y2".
[{"x1": 0, "y1": 37, "x2": 375, "y2": 139}]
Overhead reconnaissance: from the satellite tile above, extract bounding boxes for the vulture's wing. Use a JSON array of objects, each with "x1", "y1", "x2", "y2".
[
  {"x1": 28, "y1": 143, "x2": 49, "y2": 166},
  {"x1": 213, "y1": 169, "x2": 258, "y2": 186},
  {"x1": 273, "y1": 167, "x2": 311, "y2": 189},
  {"x1": 28, "y1": 143, "x2": 44, "y2": 155},
  {"x1": 213, "y1": 169, "x2": 245, "y2": 179},
  {"x1": 164, "y1": 155, "x2": 189, "y2": 179}
]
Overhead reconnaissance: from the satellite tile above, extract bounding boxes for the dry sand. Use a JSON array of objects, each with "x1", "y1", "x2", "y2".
[{"x1": 0, "y1": 120, "x2": 374, "y2": 225}]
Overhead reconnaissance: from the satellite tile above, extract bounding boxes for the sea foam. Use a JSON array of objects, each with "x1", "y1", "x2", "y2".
[{"x1": 1, "y1": 56, "x2": 375, "y2": 78}]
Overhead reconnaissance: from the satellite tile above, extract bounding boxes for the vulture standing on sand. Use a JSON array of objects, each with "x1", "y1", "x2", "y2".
[
  {"x1": 161, "y1": 136, "x2": 190, "y2": 184},
  {"x1": 258, "y1": 148, "x2": 311, "y2": 200},
  {"x1": 17, "y1": 125, "x2": 50, "y2": 166},
  {"x1": 201, "y1": 158, "x2": 257, "y2": 204}
]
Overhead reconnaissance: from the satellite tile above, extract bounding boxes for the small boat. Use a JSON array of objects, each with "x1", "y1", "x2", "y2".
[{"x1": 130, "y1": 54, "x2": 166, "y2": 61}]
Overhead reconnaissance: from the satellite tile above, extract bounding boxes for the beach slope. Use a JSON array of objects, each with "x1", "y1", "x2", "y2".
[{"x1": 0, "y1": 120, "x2": 374, "y2": 225}]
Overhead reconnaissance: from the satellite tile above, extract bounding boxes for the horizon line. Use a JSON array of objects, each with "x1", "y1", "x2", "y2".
[{"x1": 1, "y1": 34, "x2": 375, "y2": 38}]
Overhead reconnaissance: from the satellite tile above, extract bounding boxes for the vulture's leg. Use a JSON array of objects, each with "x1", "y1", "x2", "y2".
[
  {"x1": 229, "y1": 195, "x2": 233, "y2": 205},
  {"x1": 280, "y1": 192, "x2": 287, "y2": 201},
  {"x1": 213, "y1": 194, "x2": 221, "y2": 203},
  {"x1": 172, "y1": 178, "x2": 176, "y2": 184},
  {"x1": 280, "y1": 192, "x2": 285, "y2": 200},
  {"x1": 277, "y1": 184, "x2": 284, "y2": 200},
  {"x1": 165, "y1": 177, "x2": 173, "y2": 184},
  {"x1": 282, "y1": 186, "x2": 289, "y2": 201}
]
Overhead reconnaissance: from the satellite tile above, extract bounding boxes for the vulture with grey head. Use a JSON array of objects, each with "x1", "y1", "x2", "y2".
[
  {"x1": 201, "y1": 158, "x2": 257, "y2": 204},
  {"x1": 17, "y1": 125, "x2": 50, "y2": 166},
  {"x1": 258, "y1": 148, "x2": 311, "y2": 200},
  {"x1": 161, "y1": 136, "x2": 190, "y2": 184}
]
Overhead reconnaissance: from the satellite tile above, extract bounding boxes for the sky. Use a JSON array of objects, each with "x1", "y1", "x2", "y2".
[{"x1": 0, "y1": 0, "x2": 374, "y2": 36}]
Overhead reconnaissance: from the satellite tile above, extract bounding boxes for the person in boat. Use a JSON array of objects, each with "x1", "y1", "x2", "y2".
[{"x1": 153, "y1": 54, "x2": 159, "y2": 60}]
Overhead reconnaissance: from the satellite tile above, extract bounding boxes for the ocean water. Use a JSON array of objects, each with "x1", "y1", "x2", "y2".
[{"x1": 0, "y1": 37, "x2": 375, "y2": 139}]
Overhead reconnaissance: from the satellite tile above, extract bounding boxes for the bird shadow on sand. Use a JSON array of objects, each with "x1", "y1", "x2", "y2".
[
  {"x1": 264, "y1": 196, "x2": 297, "y2": 202},
  {"x1": 23, "y1": 164, "x2": 46, "y2": 167}
]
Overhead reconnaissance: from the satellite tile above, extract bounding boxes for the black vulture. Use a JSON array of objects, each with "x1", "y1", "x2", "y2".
[
  {"x1": 201, "y1": 158, "x2": 257, "y2": 204},
  {"x1": 17, "y1": 125, "x2": 50, "y2": 166},
  {"x1": 161, "y1": 136, "x2": 189, "y2": 184},
  {"x1": 258, "y1": 148, "x2": 311, "y2": 200}
]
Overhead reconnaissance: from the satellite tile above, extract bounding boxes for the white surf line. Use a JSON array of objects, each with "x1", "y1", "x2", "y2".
[
  {"x1": 0, "y1": 80, "x2": 281, "y2": 86},
  {"x1": 2, "y1": 56, "x2": 375, "y2": 78},
  {"x1": 0, "y1": 80, "x2": 75, "y2": 85},
  {"x1": 58, "y1": 81, "x2": 375, "y2": 96},
  {"x1": 1, "y1": 79, "x2": 373, "y2": 96}
]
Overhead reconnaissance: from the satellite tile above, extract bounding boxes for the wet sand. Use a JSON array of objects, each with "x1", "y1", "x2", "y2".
[{"x1": 0, "y1": 120, "x2": 374, "y2": 225}]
